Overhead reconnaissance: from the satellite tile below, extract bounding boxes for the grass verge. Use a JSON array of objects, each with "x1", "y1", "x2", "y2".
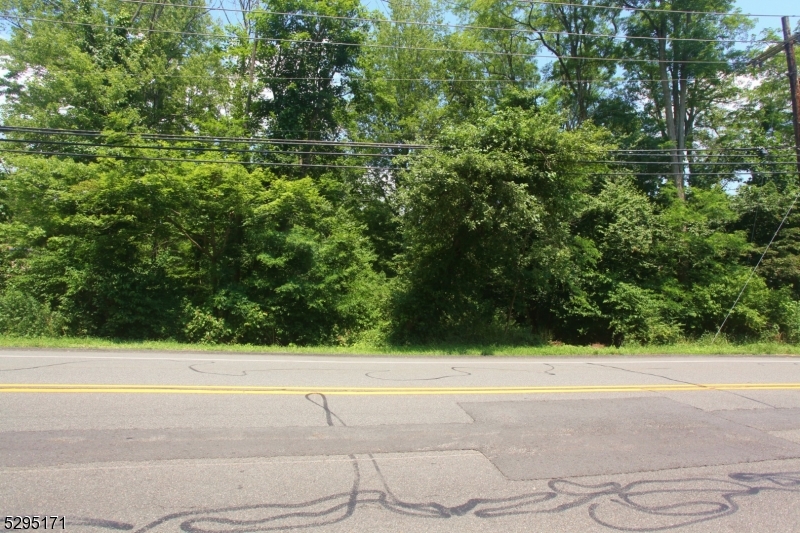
[{"x1": 1, "y1": 335, "x2": 800, "y2": 357}]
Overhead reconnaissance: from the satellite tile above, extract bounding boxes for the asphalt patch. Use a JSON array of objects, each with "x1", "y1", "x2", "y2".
[{"x1": 458, "y1": 397, "x2": 800, "y2": 479}]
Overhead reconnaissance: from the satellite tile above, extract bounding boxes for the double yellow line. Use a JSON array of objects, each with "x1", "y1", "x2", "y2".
[{"x1": 2, "y1": 383, "x2": 800, "y2": 395}]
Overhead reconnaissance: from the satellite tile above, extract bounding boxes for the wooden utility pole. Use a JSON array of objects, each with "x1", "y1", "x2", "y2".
[
  {"x1": 783, "y1": 17, "x2": 800, "y2": 177},
  {"x1": 750, "y1": 17, "x2": 800, "y2": 177},
  {"x1": 716, "y1": 19, "x2": 800, "y2": 344}
]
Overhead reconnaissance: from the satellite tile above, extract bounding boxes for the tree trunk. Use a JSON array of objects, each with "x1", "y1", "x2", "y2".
[{"x1": 658, "y1": 31, "x2": 685, "y2": 200}]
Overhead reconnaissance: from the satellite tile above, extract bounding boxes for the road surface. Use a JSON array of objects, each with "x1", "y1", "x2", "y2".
[{"x1": 2, "y1": 349, "x2": 800, "y2": 532}]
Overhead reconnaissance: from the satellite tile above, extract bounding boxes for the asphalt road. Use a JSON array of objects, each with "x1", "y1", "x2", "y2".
[{"x1": 2, "y1": 350, "x2": 800, "y2": 532}]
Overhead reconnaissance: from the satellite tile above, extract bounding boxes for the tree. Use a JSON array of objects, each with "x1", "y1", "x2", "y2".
[
  {"x1": 494, "y1": 0, "x2": 620, "y2": 127},
  {"x1": 350, "y1": 0, "x2": 455, "y2": 145},
  {"x1": 247, "y1": 0, "x2": 366, "y2": 151},
  {"x1": 0, "y1": 0, "x2": 230, "y2": 134},
  {"x1": 621, "y1": 0, "x2": 753, "y2": 200},
  {"x1": 394, "y1": 105, "x2": 610, "y2": 341}
]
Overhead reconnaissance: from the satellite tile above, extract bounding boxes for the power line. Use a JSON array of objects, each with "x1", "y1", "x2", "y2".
[
  {"x1": 3, "y1": 131, "x2": 797, "y2": 163},
  {"x1": 609, "y1": 147, "x2": 798, "y2": 153},
  {"x1": 116, "y1": 0, "x2": 781, "y2": 44},
  {"x1": 4, "y1": 145, "x2": 800, "y2": 178},
  {"x1": 4, "y1": 126, "x2": 799, "y2": 160},
  {"x1": 713, "y1": 189, "x2": 800, "y2": 343},
  {"x1": 519, "y1": 0, "x2": 799, "y2": 19},
  {"x1": 0, "y1": 14, "x2": 737, "y2": 65},
  {"x1": 0, "y1": 137, "x2": 401, "y2": 158},
  {"x1": 0, "y1": 126, "x2": 790, "y2": 166},
  {"x1": 5, "y1": 61, "x2": 749, "y2": 86},
  {"x1": 0, "y1": 147, "x2": 387, "y2": 169},
  {"x1": 597, "y1": 161, "x2": 798, "y2": 167},
  {"x1": 88, "y1": 71, "x2": 746, "y2": 87},
  {"x1": 0, "y1": 126, "x2": 431, "y2": 149},
  {"x1": 6, "y1": 138, "x2": 795, "y2": 166},
  {"x1": 590, "y1": 171, "x2": 799, "y2": 176}
]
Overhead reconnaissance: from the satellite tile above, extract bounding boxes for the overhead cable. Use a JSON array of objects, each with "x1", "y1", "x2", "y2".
[
  {"x1": 0, "y1": 15, "x2": 737, "y2": 65},
  {"x1": 3, "y1": 126, "x2": 799, "y2": 158},
  {"x1": 0, "y1": 126, "x2": 431, "y2": 149},
  {"x1": 713, "y1": 189, "x2": 800, "y2": 343},
  {"x1": 0, "y1": 137, "x2": 400, "y2": 158},
  {"x1": 4, "y1": 138, "x2": 796, "y2": 167},
  {"x1": 518, "y1": 0, "x2": 798, "y2": 19},
  {"x1": 4, "y1": 147, "x2": 800, "y2": 179},
  {"x1": 96, "y1": 72, "x2": 747, "y2": 87},
  {"x1": 116, "y1": 0, "x2": 781, "y2": 44},
  {"x1": 0, "y1": 147, "x2": 387, "y2": 169}
]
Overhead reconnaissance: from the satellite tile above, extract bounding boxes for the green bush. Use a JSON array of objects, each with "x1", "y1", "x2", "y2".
[
  {"x1": 605, "y1": 283, "x2": 681, "y2": 345},
  {"x1": 0, "y1": 289, "x2": 64, "y2": 337},
  {"x1": 780, "y1": 299, "x2": 800, "y2": 343}
]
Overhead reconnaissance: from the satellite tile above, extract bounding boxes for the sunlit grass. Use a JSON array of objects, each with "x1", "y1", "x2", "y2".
[{"x1": 1, "y1": 335, "x2": 799, "y2": 357}]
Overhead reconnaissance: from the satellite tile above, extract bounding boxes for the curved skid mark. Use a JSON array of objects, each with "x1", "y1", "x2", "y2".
[
  {"x1": 0, "y1": 360, "x2": 83, "y2": 372},
  {"x1": 365, "y1": 367, "x2": 471, "y2": 382},
  {"x1": 448, "y1": 366, "x2": 554, "y2": 376},
  {"x1": 588, "y1": 362, "x2": 778, "y2": 408},
  {"x1": 305, "y1": 393, "x2": 348, "y2": 428},
  {"x1": 188, "y1": 362, "x2": 247, "y2": 377},
  {"x1": 179, "y1": 459, "x2": 361, "y2": 533},
  {"x1": 79, "y1": 456, "x2": 800, "y2": 532},
  {"x1": 132, "y1": 490, "x2": 358, "y2": 533},
  {"x1": 70, "y1": 518, "x2": 135, "y2": 530},
  {"x1": 730, "y1": 471, "x2": 800, "y2": 486},
  {"x1": 188, "y1": 362, "x2": 343, "y2": 377}
]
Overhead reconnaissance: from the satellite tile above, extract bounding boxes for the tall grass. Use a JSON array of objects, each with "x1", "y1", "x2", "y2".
[{"x1": 1, "y1": 335, "x2": 799, "y2": 356}]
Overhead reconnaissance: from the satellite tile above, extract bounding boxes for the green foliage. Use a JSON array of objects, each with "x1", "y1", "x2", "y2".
[
  {"x1": 0, "y1": 155, "x2": 385, "y2": 344},
  {"x1": 0, "y1": 0, "x2": 230, "y2": 133},
  {"x1": 248, "y1": 0, "x2": 366, "y2": 140},
  {"x1": 605, "y1": 283, "x2": 681, "y2": 345},
  {"x1": 237, "y1": 177, "x2": 387, "y2": 345},
  {"x1": 0, "y1": 289, "x2": 64, "y2": 337},
  {"x1": 350, "y1": 0, "x2": 452, "y2": 143},
  {"x1": 393, "y1": 105, "x2": 610, "y2": 341},
  {"x1": 1, "y1": 0, "x2": 799, "y2": 348}
]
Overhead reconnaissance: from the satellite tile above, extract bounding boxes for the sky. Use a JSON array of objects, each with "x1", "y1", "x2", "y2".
[{"x1": 734, "y1": 0, "x2": 799, "y2": 35}]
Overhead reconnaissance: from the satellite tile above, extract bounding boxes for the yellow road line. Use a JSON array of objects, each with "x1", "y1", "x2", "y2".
[{"x1": 2, "y1": 383, "x2": 800, "y2": 395}]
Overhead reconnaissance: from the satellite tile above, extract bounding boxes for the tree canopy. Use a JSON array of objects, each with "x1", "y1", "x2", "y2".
[{"x1": 1, "y1": 0, "x2": 799, "y2": 346}]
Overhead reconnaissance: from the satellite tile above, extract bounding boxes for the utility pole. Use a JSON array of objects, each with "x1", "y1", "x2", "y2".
[
  {"x1": 750, "y1": 17, "x2": 800, "y2": 174},
  {"x1": 716, "y1": 19, "x2": 800, "y2": 343},
  {"x1": 783, "y1": 17, "x2": 800, "y2": 178},
  {"x1": 750, "y1": 17, "x2": 800, "y2": 177}
]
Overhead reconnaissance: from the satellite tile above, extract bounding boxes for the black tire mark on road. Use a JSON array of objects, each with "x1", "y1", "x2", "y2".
[
  {"x1": 188, "y1": 362, "x2": 248, "y2": 376},
  {"x1": 62, "y1": 385, "x2": 800, "y2": 531},
  {"x1": 305, "y1": 393, "x2": 348, "y2": 428},
  {"x1": 450, "y1": 365, "x2": 556, "y2": 376},
  {"x1": 364, "y1": 367, "x2": 471, "y2": 382},
  {"x1": 179, "y1": 460, "x2": 362, "y2": 533},
  {"x1": 188, "y1": 362, "x2": 340, "y2": 377},
  {"x1": 0, "y1": 360, "x2": 82, "y2": 372},
  {"x1": 70, "y1": 518, "x2": 134, "y2": 530},
  {"x1": 63, "y1": 469, "x2": 800, "y2": 532},
  {"x1": 588, "y1": 362, "x2": 778, "y2": 408}
]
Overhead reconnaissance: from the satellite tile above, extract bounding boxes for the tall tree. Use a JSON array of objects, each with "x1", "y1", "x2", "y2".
[
  {"x1": 517, "y1": 0, "x2": 620, "y2": 127},
  {"x1": 621, "y1": 0, "x2": 752, "y2": 200},
  {"x1": 452, "y1": 0, "x2": 540, "y2": 111},
  {"x1": 394, "y1": 105, "x2": 611, "y2": 341},
  {"x1": 350, "y1": 0, "x2": 453, "y2": 145},
  {"x1": 0, "y1": 0, "x2": 230, "y2": 134},
  {"x1": 247, "y1": 0, "x2": 366, "y2": 148},
  {"x1": 463, "y1": 0, "x2": 619, "y2": 127}
]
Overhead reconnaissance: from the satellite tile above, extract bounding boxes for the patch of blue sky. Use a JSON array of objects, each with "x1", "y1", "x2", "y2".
[{"x1": 735, "y1": 0, "x2": 799, "y2": 35}]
